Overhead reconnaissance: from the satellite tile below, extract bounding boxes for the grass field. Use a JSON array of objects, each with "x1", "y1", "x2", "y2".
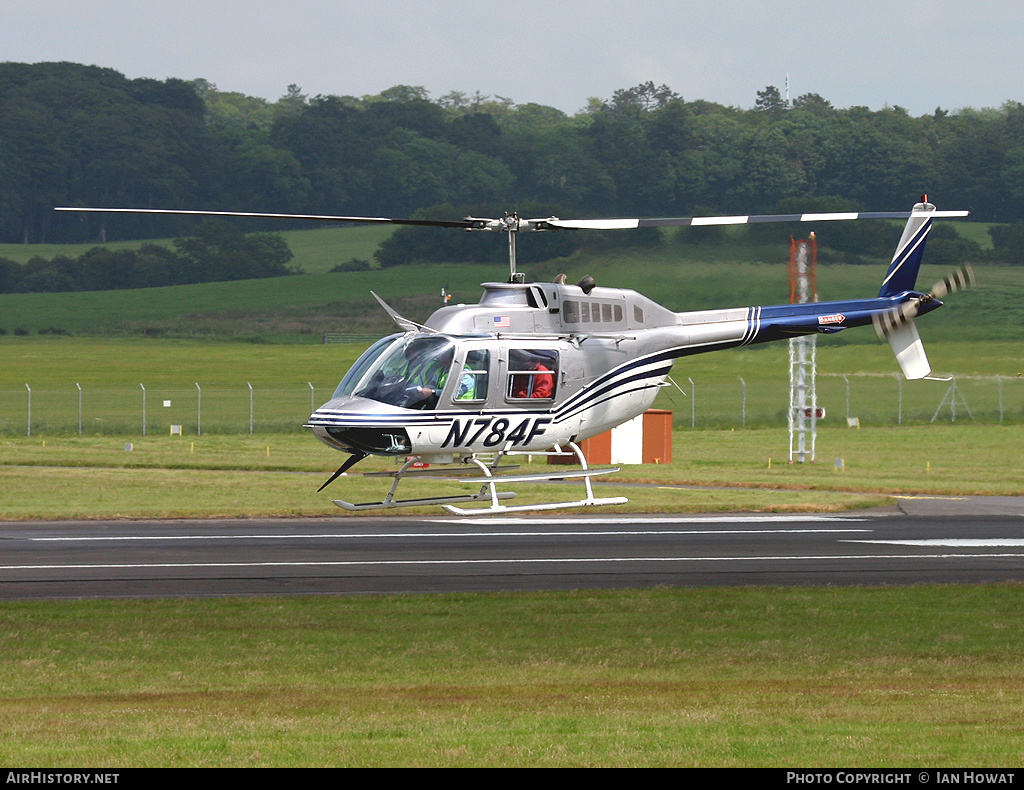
[
  {"x1": 2, "y1": 394, "x2": 1023, "y2": 766},
  {"x1": 2, "y1": 586, "x2": 1023, "y2": 767},
  {"x1": 1, "y1": 334, "x2": 1022, "y2": 518},
  {"x1": 3, "y1": 336, "x2": 1022, "y2": 439}
]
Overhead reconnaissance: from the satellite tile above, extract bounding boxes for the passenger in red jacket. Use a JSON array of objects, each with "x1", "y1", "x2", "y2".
[{"x1": 513, "y1": 362, "x2": 554, "y2": 398}]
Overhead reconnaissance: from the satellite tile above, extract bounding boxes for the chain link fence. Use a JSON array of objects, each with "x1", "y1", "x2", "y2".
[
  {"x1": 2, "y1": 374, "x2": 1022, "y2": 436},
  {"x1": 1, "y1": 383, "x2": 327, "y2": 436},
  {"x1": 655, "y1": 373, "x2": 1024, "y2": 429}
]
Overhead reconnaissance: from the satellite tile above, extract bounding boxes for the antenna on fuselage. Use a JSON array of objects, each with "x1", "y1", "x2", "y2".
[{"x1": 370, "y1": 291, "x2": 436, "y2": 334}]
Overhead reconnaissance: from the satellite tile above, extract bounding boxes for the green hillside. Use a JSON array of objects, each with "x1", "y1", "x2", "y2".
[{"x1": 0, "y1": 224, "x2": 1020, "y2": 342}]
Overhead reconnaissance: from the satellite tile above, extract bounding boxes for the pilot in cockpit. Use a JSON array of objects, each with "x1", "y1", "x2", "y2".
[
  {"x1": 400, "y1": 339, "x2": 454, "y2": 410},
  {"x1": 351, "y1": 335, "x2": 456, "y2": 410}
]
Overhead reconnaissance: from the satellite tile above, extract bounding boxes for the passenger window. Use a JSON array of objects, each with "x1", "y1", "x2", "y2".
[
  {"x1": 453, "y1": 350, "x2": 489, "y2": 402},
  {"x1": 507, "y1": 350, "x2": 558, "y2": 400},
  {"x1": 562, "y1": 300, "x2": 578, "y2": 322}
]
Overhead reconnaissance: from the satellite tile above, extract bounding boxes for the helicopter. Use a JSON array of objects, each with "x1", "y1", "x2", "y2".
[{"x1": 56, "y1": 197, "x2": 971, "y2": 515}]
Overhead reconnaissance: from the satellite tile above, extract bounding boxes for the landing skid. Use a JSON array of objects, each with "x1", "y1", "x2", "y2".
[
  {"x1": 334, "y1": 489, "x2": 516, "y2": 512},
  {"x1": 443, "y1": 442, "x2": 628, "y2": 516},
  {"x1": 333, "y1": 456, "x2": 516, "y2": 511},
  {"x1": 331, "y1": 443, "x2": 628, "y2": 515}
]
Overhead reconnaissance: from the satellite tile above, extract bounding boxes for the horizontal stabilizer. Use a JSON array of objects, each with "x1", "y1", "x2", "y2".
[{"x1": 884, "y1": 318, "x2": 931, "y2": 380}]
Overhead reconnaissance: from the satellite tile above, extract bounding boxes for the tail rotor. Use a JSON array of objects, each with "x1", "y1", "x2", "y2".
[
  {"x1": 874, "y1": 264, "x2": 975, "y2": 340},
  {"x1": 872, "y1": 264, "x2": 975, "y2": 380}
]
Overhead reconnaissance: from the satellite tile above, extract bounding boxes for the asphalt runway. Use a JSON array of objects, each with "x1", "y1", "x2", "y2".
[{"x1": 1, "y1": 496, "x2": 1022, "y2": 600}]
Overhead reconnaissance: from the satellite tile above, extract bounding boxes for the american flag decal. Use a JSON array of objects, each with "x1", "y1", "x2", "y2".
[{"x1": 493, "y1": 315, "x2": 511, "y2": 328}]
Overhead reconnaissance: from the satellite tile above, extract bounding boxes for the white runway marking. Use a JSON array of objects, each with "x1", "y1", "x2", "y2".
[
  {"x1": 845, "y1": 539, "x2": 1024, "y2": 547},
  {"x1": 32, "y1": 527, "x2": 872, "y2": 542},
  {"x1": 5, "y1": 553, "x2": 1024, "y2": 572},
  {"x1": 435, "y1": 515, "x2": 868, "y2": 525}
]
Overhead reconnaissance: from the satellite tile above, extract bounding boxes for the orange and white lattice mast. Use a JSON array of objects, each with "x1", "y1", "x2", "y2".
[{"x1": 788, "y1": 233, "x2": 818, "y2": 463}]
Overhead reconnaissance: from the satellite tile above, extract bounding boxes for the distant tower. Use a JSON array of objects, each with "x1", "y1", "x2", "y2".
[{"x1": 788, "y1": 233, "x2": 818, "y2": 463}]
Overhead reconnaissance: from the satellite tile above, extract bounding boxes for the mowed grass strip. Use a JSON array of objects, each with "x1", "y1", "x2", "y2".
[
  {"x1": 1, "y1": 421, "x2": 1021, "y2": 519},
  {"x1": 0, "y1": 463, "x2": 885, "y2": 519},
  {"x1": 1, "y1": 586, "x2": 1023, "y2": 767}
]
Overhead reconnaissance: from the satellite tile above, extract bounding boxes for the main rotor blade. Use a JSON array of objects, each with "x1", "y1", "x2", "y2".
[
  {"x1": 547, "y1": 209, "x2": 969, "y2": 231},
  {"x1": 55, "y1": 206, "x2": 477, "y2": 229},
  {"x1": 56, "y1": 206, "x2": 970, "y2": 232}
]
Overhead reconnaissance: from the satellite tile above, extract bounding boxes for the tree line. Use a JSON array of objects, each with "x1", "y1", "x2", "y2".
[
  {"x1": 3, "y1": 61, "x2": 1024, "y2": 252},
  {"x1": 0, "y1": 220, "x2": 295, "y2": 293}
]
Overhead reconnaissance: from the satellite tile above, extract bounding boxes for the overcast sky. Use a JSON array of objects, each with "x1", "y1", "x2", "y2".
[{"x1": 3, "y1": 0, "x2": 1021, "y2": 115}]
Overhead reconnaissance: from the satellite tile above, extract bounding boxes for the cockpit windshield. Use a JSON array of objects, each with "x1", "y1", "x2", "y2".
[
  {"x1": 346, "y1": 335, "x2": 456, "y2": 410},
  {"x1": 332, "y1": 334, "x2": 401, "y2": 400}
]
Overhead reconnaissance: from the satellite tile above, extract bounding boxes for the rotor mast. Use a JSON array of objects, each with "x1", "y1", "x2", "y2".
[
  {"x1": 507, "y1": 227, "x2": 520, "y2": 283},
  {"x1": 463, "y1": 212, "x2": 537, "y2": 283}
]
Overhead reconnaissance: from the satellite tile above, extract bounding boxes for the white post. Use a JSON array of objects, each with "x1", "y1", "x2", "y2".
[
  {"x1": 688, "y1": 377, "x2": 695, "y2": 428},
  {"x1": 195, "y1": 382, "x2": 201, "y2": 436},
  {"x1": 248, "y1": 382, "x2": 254, "y2": 434},
  {"x1": 25, "y1": 384, "x2": 31, "y2": 437},
  {"x1": 76, "y1": 383, "x2": 82, "y2": 435},
  {"x1": 140, "y1": 384, "x2": 146, "y2": 436}
]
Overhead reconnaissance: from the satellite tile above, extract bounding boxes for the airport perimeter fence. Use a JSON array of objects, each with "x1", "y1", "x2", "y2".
[
  {"x1": 659, "y1": 373, "x2": 1024, "y2": 430},
  {"x1": 0, "y1": 383, "x2": 329, "y2": 437},
  {"x1": 1, "y1": 373, "x2": 1022, "y2": 437}
]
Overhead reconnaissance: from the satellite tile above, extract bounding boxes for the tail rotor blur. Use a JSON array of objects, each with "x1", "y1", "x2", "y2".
[
  {"x1": 873, "y1": 264, "x2": 975, "y2": 380},
  {"x1": 874, "y1": 264, "x2": 975, "y2": 340}
]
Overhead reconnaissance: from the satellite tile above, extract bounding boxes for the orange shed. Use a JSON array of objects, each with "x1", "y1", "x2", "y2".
[{"x1": 549, "y1": 410, "x2": 672, "y2": 465}]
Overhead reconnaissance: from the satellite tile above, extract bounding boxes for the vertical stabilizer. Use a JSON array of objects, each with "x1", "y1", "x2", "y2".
[
  {"x1": 885, "y1": 318, "x2": 931, "y2": 380},
  {"x1": 878, "y1": 200, "x2": 935, "y2": 297}
]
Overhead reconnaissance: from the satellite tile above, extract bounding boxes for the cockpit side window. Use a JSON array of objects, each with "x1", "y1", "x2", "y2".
[
  {"x1": 351, "y1": 336, "x2": 455, "y2": 410},
  {"x1": 507, "y1": 349, "x2": 557, "y2": 400},
  {"x1": 453, "y1": 349, "x2": 489, "y2": 403}
]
